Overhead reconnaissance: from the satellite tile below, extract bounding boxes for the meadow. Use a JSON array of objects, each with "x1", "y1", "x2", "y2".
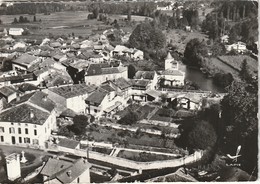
[{"x1": 0, "y1": 11, "x2": 148, "y2": 39}]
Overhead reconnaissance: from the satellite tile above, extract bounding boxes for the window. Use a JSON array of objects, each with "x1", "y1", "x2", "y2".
[
  {"x1": 25, "y1": 128, "x2": 28, "y2": 134},
  {"x1": 34, "y1": 125, "x2": 37, "y2": 128},
  {"x1": 24, "y1": 137, "x2": 30, "y2": 144},
  {"x1": 34, "y1": 129, "x2": 37, "y2": 136},
  {"x1": 0, "y1": 136, "x2": 4, "y2": 142},
  {"x1": 77, "y1": 178, "x2": 80, "y2": 183},
  {"x1": 11, "y1": 123, "x2": 14, "y2": 125},
  {"x1": 9, "y1": 127, "x2": 15, "y2": 134},
  {"x1": 25, "y1": 124, "x2": 28, "y2": 126},
  {"x1": 94, "y1": 109, "x2": 98, "y2": 113},
  {"x1": 19, "y1": 137, "x2": 22, "y2": 143},
  {"x1": 18, "y1": 128, "x2": 21, "y2": 134},
  {"x1": 0, "y1": 127, "x2": 4, "y2": 133},
  {"x1": 45, "y1": 128, "x2": 47, "y2": 133},
  {"x1": 32, "y1": 139, "x2": 39, "y2": 145},
  {"x1": 18, "y1": 123, "x2": 21, "y2": 126}
]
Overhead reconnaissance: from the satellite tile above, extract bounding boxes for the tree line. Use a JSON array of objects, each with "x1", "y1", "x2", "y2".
[{"x1": 0, "y1": 2, "x2": 65, "y2": 15}]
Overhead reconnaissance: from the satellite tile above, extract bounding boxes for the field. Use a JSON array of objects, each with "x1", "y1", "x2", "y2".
[
  {"x1": 217, "y1": 55, "x2": 258, "y2": 75},
  {"x1": 165, "y1": 29, "x2": 208, "y2": 54},
  {"x1": 0, "y1": 11, "x2": 148, "y2": 39}
]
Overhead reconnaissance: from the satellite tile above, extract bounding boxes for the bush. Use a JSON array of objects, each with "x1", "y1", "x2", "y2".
[
  {"x1": 117, "y1": 111, "x2": 138, "y2": 125},
  {"x1": 187, "y1": 120, "x2": 217, "y2": 150},
  {"x1": 70, "y1": 115, "x2": 89, "y2": 135}
]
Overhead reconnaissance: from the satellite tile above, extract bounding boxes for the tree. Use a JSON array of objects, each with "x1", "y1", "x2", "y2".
[
  {"x1": 187, "y1": 120, "x2": 217, "y2": 149},
  {"x1": 239, "y1": 59, "x2": 251, "y2": 81},
  {"x1": 183, "y1": 38, "x2": 208, "y2": 67},
  {"x1": 127, "y1": 3, "x2": 131, "y2": 22},
  {"x1": 13, "y1": 17, "x2": 18, "y2": 24},
  {"x1": 128, "y1": 64, "x2": 136, "y2": 79},
  {"x1": 19, "y1": 16, "x2": 24, "y2": 23},
  {"x1": 220, "y1": 81, "x2": 258, "y2": 174},
  {"x1": 129, "y1": 22, "x2": 166, "y2": 51},
  {"x1": 70, "y1": 115, "x2": 89, "y2": 135},
  {"x1": 117, "y1": 111, "x2": 138, "y2": 125}
]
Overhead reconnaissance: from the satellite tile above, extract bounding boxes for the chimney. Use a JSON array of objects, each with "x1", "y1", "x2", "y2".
[
  {"x1": 43, "y1": 95, "x2": 47, "y2": 101},
  {"x1": 67, "y1": 170, "x2": 72, "y2": 177},
  {"x1": 30, "y1": 110, "x2": 34, "y2": 119},
  {"x1": 16, "y1": 94, "x2": 20, "y2": 102}
]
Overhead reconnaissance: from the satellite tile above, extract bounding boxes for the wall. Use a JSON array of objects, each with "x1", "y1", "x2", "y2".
[
  {"x1": 0, "y1": 110, "x2": 56, "y2": 148},
  {"x1": 47, "y1": 146, "x2": 203, "y2": 171}
]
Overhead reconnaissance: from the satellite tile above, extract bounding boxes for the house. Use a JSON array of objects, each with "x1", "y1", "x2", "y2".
[
  {"x1": 169, "y1": 93, "x2": 202, "y2": 110},
  {"x1": 9, "y1": 28, "x2": 24, "y2": 36},
  {"x1": 12, "y1": 53, "x2": 40, "y2": 72},
  {"x1": 0, "y1": 86, "x2": 17, "y2": 103},
  {"x1": 129, "y1": 79, "x2": 150, "y2": 102},
  {"x1": 40, "y1": 158, "x2": 91, "y2": 184},
  {"x1": 112, "y1": 45, "x2": 144, "y2": 60},
  {"x1": 159, "y1": 52, "x2": 185, "y2": 87},
  {"x1": 0, "y1": 91, "x2": 56, "y2": 148},
  {"x1": 134, "y1": 71, "x2": 159, "y2": 90},
  {"x1": 0, "y1": 73, "x2": 35, "y2": 87},
  {"x1": 221, "y1": 35, "x2": 229, "y2": 43},
  {"x1": 225, "y1": 41, "x2": 247, "y2": 53},
  {"x1": 84, "y1": 63, "x2": 128, "y2": 86},
  {"x1": 85, "y1": 85, "x2": 123, "y2": 117},
  {"x1": 105, "y1": 77, "x2": 132, "y2": 100},
  {"x1": 46, "y1": 84, "x2": 96, "y2": 114}
]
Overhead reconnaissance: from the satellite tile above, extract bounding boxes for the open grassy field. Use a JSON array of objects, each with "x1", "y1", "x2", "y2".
[
  {"x1": 0, "y1": 11, "x2": 151, "y2": 39},
  {"x1": 165, "y1": 29, "x2": 208, "y2": 54}
]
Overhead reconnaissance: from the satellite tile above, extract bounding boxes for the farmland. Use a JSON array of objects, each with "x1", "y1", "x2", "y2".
[{"x1": 0, "y1": 11, "x2": 149, "y2": 39}]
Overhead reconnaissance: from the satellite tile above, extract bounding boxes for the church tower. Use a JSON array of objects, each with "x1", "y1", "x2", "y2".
[{"x1": 165, "y1": 52, "x2": 178, "y2": 70}]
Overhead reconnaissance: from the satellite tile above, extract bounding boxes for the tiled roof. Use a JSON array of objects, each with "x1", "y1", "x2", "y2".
[
  {"x1": 18, "y1": 83, "x2": 39, "y2": 92},
  {"x1": 0, "y1": 73, "x2": 34, "y2": 83},
  {"x1": 58, "y1": 138, "x2": 80, "y2": 149},
  {"x1": 12, "y1": 53, "x2": 37, "y2": 67},
  {"x1": 130, "y1": 79, "x2": 150, "y2": 87},
  {"x1": 0, "y1": 86, "x2": 17, "y2": 97},
  {"x1": 49, "y1": 84, "x2": 96, "y2": 99},
  {"x1": 0, "y1": 103, "x2": 49, "y2": 125},
  {"x1": 100, "y1": 84, "x2": 115, "y2": 92},
  {"x1": 85, "y1": 64, "x2": 102, "y2": 76},
  {"x1": 112, "y1": 77, "x2": 131, "y2": 90},
  {"x1": 56, "y1": 158, "x2": 91, "y2": 184},
  {"x1": 134, "y1": 71, "x2": 155, "y2": 80},
  {"x1": 9, "y1": 91, "x2": 56, "y2": 113},
  {"x1": 27, "y1": 58, "x2": 56, "y2": 72},
  {"x1": 85, "y1": 89, "x2": 107, "y2": 105},
  {"x1": 160, "y1": 70, "x2": 184, "y2": 76},
  {"x1": 40, "y1": 158, "x2": 72, "y2": 178}
]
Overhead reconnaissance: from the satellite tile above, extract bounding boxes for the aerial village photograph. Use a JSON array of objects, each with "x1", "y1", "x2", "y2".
[{"x1": 0, "y1": 0, "x2": 258, "y2": 183}]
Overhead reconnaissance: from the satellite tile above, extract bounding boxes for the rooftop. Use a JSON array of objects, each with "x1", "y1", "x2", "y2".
[
  {"x1": 56, "y1": 158, "x2": 91, "y2": 184},
  {"x1": 12, "y1": 53, "x2": 37, "y2": 67},
  {"x1": 160, "y1": 70, "x2": 184, "y2": 76},
  {"x1": 0, "y1": 86, "x2": 17, "y2": 97},
  {"x1": 49, "y1": 84, "x2": 96, "y2": 99},
  {"x1": 134, "y1": 71, "x2": 155, "y2": 80},
  {"x1": 0, "y1": 103, "x2": 50, "y2": 125},
  {"x1": 85, "y1": 89, "x2": 107, "y2": 105},
  {"x1": 112, "y1": 77, "x2": 131, "y2": 90},
  {"x1": 58, "y1": 138, "x2": 80, "y2": 149},
  {"x1": 40, "y1": 158, "x2": 72, "y2": 178},
  {"x1": 9, "y1": 91, "x2": 56, "y2": 113}
]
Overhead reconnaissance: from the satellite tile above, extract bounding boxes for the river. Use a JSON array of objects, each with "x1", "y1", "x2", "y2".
[{"x1": 183, "y1": 66, "x2": 226, "y2": 93}]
